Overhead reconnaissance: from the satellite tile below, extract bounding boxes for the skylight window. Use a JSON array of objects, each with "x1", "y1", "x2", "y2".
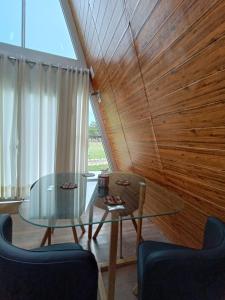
[{"x1": 0, "y1": 0, "x2": 76, "y2": 59}]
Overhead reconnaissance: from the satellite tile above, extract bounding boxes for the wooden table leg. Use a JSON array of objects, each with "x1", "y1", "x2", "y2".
[
  {"x1": 88, "y1": 224, "x2": 93, "y2": 240},
  {"x1": 130, "y1": 213, "x2": 143, "y2": 242},
  {"x1": 119, "y1": 218, "x2": 123, "y2": 259},
  {"x1": 93, "y1": 211, "x2": 108, "y2": 239},
  {"x1": 136, "y1": 182, "x2": 146, "y2": 248},
  {"x1": 41, "y1": 227, "x2": 51, "y2": 247},
  {"x1": 80, "y1": 222, "x2": 86, "y2": 234},
  {"x1": 98, "y1": 265, "x2": 107, "y2": 300},
  {"x1": 72, "y1": 226, "x2": 79, "y2": 243},
  {"x1": 88, "y1": 204, "x2": 94, "y2": 240},
  {"x1": 47, "y1": 228, "x2": 52, "y2": 245},
  {"x1": 107, "y1": 212, "x2": 119, "y2": 300}
]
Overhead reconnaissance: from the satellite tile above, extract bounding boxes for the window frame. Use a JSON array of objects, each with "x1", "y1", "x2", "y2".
[
  {"x1": 59, "y1": 0, "x2": 116, "y2": 171},
  {"x1": 0, "y1": 0, "x2": 78, "y2": 60},
  {"x1": 0, "y1": 42, "x2": 81, "y2": 69},
  {"x1": 0, "y1": 0, "x2": 115, "y2": 172}
]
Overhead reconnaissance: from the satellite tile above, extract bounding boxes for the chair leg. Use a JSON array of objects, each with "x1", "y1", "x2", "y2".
[
  {"x1": 119, "y1": 218, "x2": 123, "y2": 259},
  {"x1": 93, "y1": 211, "x2": 108, "y2": 240}
]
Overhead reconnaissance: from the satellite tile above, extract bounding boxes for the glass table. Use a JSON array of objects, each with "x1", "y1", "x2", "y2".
[{"x1": 19, "y1": 172, "x2": 183, "y2": 300}]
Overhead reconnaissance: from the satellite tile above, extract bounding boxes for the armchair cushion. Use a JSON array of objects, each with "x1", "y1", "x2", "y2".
[{"x1": 138, "y1": 217, "x2": 225, "y2": 300}]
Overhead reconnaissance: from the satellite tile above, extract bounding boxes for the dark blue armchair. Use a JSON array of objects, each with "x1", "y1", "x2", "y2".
[
  {"x1": 0, "y1": 214, "x2": 98, "y2": 300},
  {"x1": 138, "y1": 217, "x2": 225, "y2": 300}
]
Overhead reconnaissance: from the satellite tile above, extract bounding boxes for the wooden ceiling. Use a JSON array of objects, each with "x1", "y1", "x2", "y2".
[{"x1": 69, "y1": 0, "x2": 225, "y2": 248}]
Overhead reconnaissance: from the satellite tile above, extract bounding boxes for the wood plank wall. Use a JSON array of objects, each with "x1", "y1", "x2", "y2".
[{"x1": 69, "y1": 0, "x2": 225, "y2": 248}]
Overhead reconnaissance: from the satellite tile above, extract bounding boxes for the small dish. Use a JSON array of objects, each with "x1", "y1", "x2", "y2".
[
  {"x1": 82, "y1": 173, "x2": 95, "y2": 177},
  {"x1": 60, "y1": 182, "x2": 78, "y2": 189},
  {"x1": 115, "y1": 180, "x2": 130, "y2": 186},
  {"x1": 104, "y1": 195, "x2": 125, "y2": 205}
]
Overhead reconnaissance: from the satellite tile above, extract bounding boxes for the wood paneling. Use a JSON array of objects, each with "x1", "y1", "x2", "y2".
[{"x1": 69, "y1": 0, "x2": 225, "y2": 248}]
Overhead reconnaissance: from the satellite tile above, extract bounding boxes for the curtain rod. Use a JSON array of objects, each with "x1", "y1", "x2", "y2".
[{"x1": 2, "y1": 55, "x2": 89, "y2": 73}]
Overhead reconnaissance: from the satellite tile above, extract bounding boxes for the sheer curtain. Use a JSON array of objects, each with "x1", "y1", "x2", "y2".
[{"x1": 0, "y1": 54, "x2": 89, "y2": 200}]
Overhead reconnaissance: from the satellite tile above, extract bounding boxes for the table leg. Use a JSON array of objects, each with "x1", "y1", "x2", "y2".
[
  {"x1": 79, "y1": 219, "x2": 86, "y2": 234},
  {"x1": 119, "y1": 217, "x2": 123, "y2": 259},
  {"x1": 136, "y1": 182, "x2": 146, "y2": 248},
  {"x1": 107, "y1": 213, "x2": 119, "y2": 300},
  {"x1": 93, "y1": 211, "x2": 108, "y2": 239},
  {"x1": 41, "y1": 227, "x2": 51, "y2": 247},
  {"x1": 98, "y1": 265, "x2": 107, "y2": 300},
  {"x1": 47, "y1": 228, "x2": 52, "y2": 245},
  {"x1": 88, "y1": 204, "x2": 94, "y2": 240},
  {"x1": 130, "y1": 213, "x2": 143, "y2": 242},
  {"x1": 72, "y1": 226, "x2": 79, "y2": 243}
]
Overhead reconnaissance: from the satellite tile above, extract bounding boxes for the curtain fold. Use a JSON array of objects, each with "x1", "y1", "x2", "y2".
[{"x1": 0, "y1": 55, "x2": 89, "y2": 200}]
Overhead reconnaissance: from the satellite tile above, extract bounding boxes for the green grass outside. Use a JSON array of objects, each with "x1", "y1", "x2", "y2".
[
  {"x1": 88, "y1": 141, "x2": 109, "y2": 171},
  {"x1": 88, "y1": 164, "x2": 109, "y2": 171},
  {"x1": 88, "y1": 141, "x2": 107, "y2": 160}
]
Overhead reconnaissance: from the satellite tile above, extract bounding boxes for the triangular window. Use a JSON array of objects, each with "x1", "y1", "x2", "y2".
[{"x1": 0, "y1": 0, "x2": 76, "y2": 59}]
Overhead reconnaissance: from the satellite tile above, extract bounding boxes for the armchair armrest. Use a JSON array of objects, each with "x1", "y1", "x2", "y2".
[
  {"x1": 0, "y1": 214, "x2": 99, "y2": 300},
  {"x1": 141, "y1": 249, "x2": 225, "y2": 300},
  {"x1": 0, "y1": 246, "x2": 98, "y2": 300},
  {"x1": 0, "y1": 214, "x2": 12, "y2": 243}
]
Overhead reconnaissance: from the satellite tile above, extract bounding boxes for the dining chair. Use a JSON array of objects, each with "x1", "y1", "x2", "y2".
[
  {"x1": 138, "y1": 216, "x2": 225, "y2": 300},
  {"x1": 93, "y1": 172, "x2": 146, "y2": 258},
  {"x1": 0, "y1": 214, "x2": 98, "y2": 300}
]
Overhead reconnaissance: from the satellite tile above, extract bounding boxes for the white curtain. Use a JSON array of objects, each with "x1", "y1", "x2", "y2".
[{"x1": 0, "y1": 54, "x2": 89, "y2": 200}]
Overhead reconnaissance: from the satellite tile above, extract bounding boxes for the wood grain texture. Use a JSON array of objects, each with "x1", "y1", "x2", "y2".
[{"x1": 69, "y1": 0, "x2": 225, "y2": 248}]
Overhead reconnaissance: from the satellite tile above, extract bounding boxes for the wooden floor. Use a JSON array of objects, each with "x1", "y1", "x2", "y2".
[{"x1": 12, "y1": 214, "x2": 168, "y2": 300}]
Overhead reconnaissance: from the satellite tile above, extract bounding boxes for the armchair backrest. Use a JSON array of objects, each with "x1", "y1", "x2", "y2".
[
  {"x1": 0, "y1": 214, "x2": 98, "y2": 300},
  {"x1": 203, "y1": 216, "x2": 225, "y2": 250},
  {"x1": 141, "y1": 217, "x2": 225, "y2": 300}
]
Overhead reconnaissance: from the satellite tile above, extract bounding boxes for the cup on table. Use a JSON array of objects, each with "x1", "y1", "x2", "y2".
[{"x1": 98, "y1": 174, "x2": 109, "y2": 188}]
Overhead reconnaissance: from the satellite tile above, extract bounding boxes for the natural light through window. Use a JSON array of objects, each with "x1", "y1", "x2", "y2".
[
  {"x1": 88, "y1": 102, "x2": 109, "y2": 172},
  {"x1": 0, "y1": 0, "x2": 22, "y2": 46},
  {"x1": 0, "y1": 0, "x2": 76, "y2": 59},
  {"x1": 26, "y1": 0, "x2": 76, "y2": 58}
]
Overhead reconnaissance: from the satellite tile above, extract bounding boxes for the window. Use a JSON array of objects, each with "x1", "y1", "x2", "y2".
[
  {"x1": 88, "y1": 102, "x2": 109, "y2": 172},
  {"x1": 0, "y1": 0, "x2": 76, "y2": 59},
  {"x1": 0, "y1": 1, "x2": 22, "y2": 46}
]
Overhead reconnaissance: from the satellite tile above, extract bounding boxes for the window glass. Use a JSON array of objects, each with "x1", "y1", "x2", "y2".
[
  {"x1": 88, "y1": 102, "x2": 109, "y2": 172},
  {"x1": 25, "y1": 0, "x2": 76, "y2": 59},
  {"x1": 0, "y1": 0, "x2": 22, "y2": 46}
]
